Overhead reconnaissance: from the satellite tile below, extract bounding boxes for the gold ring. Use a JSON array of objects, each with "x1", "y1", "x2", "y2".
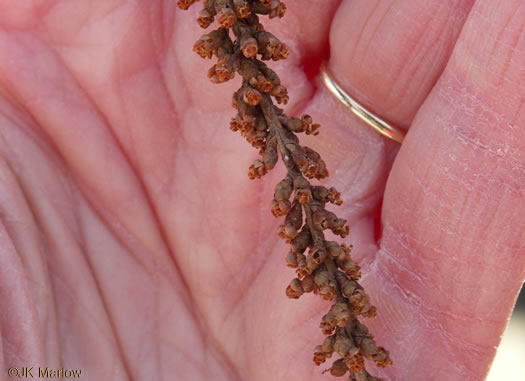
[{"x1": 320, "y1": 63, "x2": 405, "y2": 144}]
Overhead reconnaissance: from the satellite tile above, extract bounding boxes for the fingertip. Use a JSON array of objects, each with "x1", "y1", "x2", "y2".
[
  {"x1": 377, "y1": 0, "x2": 525, "y2": 378},
  {"x1": 328, "y1": 0, "x2": 474, "y2": 126}
]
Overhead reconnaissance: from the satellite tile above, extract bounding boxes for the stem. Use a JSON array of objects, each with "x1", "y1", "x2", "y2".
[
  {"x1": 260, "y1": 94, "x2": 346, "y2": 301},
  {"x1": 304, "y1": 202, "x2": 345, "y2": 300},
  {"x1": 260, "y1": 95, "x2": 297, "y2": 174}
]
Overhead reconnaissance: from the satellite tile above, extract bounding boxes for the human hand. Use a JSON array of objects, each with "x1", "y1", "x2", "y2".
[{"x1": 0, "y1": 1, "x2": 522, "y2": 380}]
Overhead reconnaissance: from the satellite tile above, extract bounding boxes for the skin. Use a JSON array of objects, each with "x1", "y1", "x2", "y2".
[{"x1": 0, "y1": 0, "x2": 523, "y2": 380}]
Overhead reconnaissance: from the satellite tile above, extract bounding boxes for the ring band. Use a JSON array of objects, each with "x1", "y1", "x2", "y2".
[{"x1": 320, "y1": 63, "x2": 405, "y2": 144}]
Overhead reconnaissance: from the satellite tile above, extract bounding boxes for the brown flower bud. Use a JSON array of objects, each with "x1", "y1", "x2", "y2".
[
  {"x1": 272, "y1": 176, "x2": 293, "y2": 208},
  {"x1": 249, "y1": 74, "x2": 273, "y2": 92},
  {"x1": 334, "y1": 334, "x2": 355, "y2": 357},
  {"x1": 233, "y1": 0, "x2": 251, "y2": 18},
  {"x1": 311, "y1": 185, "x2": 329, "y2": 205},
  {"x1": 255, "y1": 114, "x2": 268, "y2": 131},
  {"x1": 314, "y1": 270, "x2": 330, "y2": 287},
  {"x1": 271, "y1": 199, "x2": 291, "y2": 217},
  {"x1": 271, "y1": 84, "x2": 288, "y2": 104},
  {"x1": 312, "y1": 208, "x2": 349, "y2": 237},
  {"x1": 208, "y1": 62, "x2": 235, "y2": 83},
  {"x1": 296, "y1": 253, "x2": 309, "y2": 277},
  {"x1": 318, "y1": 285, "x2": 336, "y2": 301},
  {"x1": 338, "y1": 244, "x2": 353, "y2": 262},
  {"x1": 177, "y1": 0, "x2": 199, "y2": 10},
  {"x1": 242, "y1": 86, "x2": 263, "y2": 105},
  {"x1": 240, "y1": 36, "x2": 258, "y2": 58},
  {"x1": 281, "y1": 116, "x2": 303, "y2": 132},
  {"x1": 236, "y1": 118, "x2": 254, "y2": 135},
  {"x1": 197, "y1": 8, "x2": 216, "y2": 28},
  {"x1": 320, "y1": 311, "x2": 336, "y2": 335},
  {"x1": 258, "y1": 63, "x2": 281, "y2": 87},
  {"x1": 313, "y1": 345, "x2": 331, "y2": 366},
  {"x1": 287, "y1": 142, "x2": 306, "y2": 164},
  {"x1": 301, "y1": 114, "x2": 320, "y2": 135},
  {"x1": 193, "y1": 30, "x2": 229, "y2": 59},
  {"x1": 279, "y1": 114, "x2": 320, "y2": 135},
  {"x1": 327, "y1": 358, "x2": 348, "y2": 377},
  {"x1": 277, "y1": 223, "x2": 298, "y2": 243},
  {"x1": 248, "y1": 159, "x2": 266, "y2": 179},
  {"x1": 350, "y1": 289, "x2": 366, "y2": 309},
  {"x1": 215, "y1": 0, "x2": 236, "y2": 28},
  {"x1": 312, "y1": 186, "x2": 343, "y2": 205},
  {"x1": 339, "y1": 258, "x2": 361, "y2": 280},
  {"x1": 354, "y1": 300, "x2": 376, "y2": 318},
  {"x1": 292, "y1": 175, "x2": 309, "y2": 190},
  {"x1": 359, "y1": 338, "x2": 379, "y2": 358},
  {"x1": 239, "y1": 58, "x2": 262, "y2": 79},
  {"x1": 327, "y1": 187, "x2": 343, "y2": 205},
  {"x1": 252, "y1": 1, "x2": 286, "y2": 20},
  {"x1": 262, "y1": 144, "x2": 278, "y2": 171},
  {"x1": 271, "y1": 42, "x2": 289, "y2": 59},
  {"x1": 371, "y1": 347, "x2": 392, "y2": 368},
  {"x1": 331, "y1": 302, "x2": 350, "y2": 327},
  {"x1": 229, "y1": 116, "x2": 241, "y2": 132},
  {"x1": 347, "y1": 291, "x2": 377, "y2": 318},
  {"x1": 243, "y1": 128, "x2": 267, "y2": 149},
  {"x1": 270, "y1": 1, "x2": 286, "y2": 19},
  {"x1": 321, "y1": 334, "x2": 336, "y2": 354},
  {"x1": 290, "y1": 278, "x2": 303, "y2": 291},
  {"x1": 352, "y1": 319, "x2": 370, "y2": 336},
  {"x1": 285, "y1": 251, "x2": 298, "y2": 268},
  {"x1": 307, "y1": 246, "x2": 327, "y2": 266},
  {"x1": 325, "y1": 241, "x2": 340, "y2": 258},
  {"x1": 330, "y1": 219, "x2": 349, "y2": 238},
  {"x1": 314, "y1": 272, "x2": 335, "y2": 300},
  {"x1": 306, "y1": 147, "x2": 328, "y2": 179},
  {"x1": 301, "y1": 275, "x2": 316, "y2": 292},
  {"x1": 345, "y1": 355, "x2": 365, "y2": 373},
  {"x1": 274, "y1": 175, "x2": 293, "y2": 201},
  {"x1": 363, "y1": 306, "x2": 377, "y2": 318},
  {"x1": 290, "y1": 229, "x2": 310, "y2": 254},
  {"x1": 341, "y1": 280, "x2": 358, "y2": 299},
  {"x1": 289, "y1": 145, "x2": 328, "y2": 179},
  {"x1": 285, "y1": 278, "x2": 304, "y2": 299},
  {"x1": 311, "y1": 209, "x2": 331, "y2": 228},
  {"x1": 232, "y1": 91, "x2": 257, "y2": 120},
  {"x1": 295, "y1": 188, "x2": 311, "y2": 204}
]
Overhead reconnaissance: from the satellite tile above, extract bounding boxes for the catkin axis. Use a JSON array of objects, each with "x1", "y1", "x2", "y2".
[{"x1": 177, "y1": 1, "x2": 391, "y2": 379}]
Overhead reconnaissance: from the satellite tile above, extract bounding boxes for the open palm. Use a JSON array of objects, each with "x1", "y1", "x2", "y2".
[{"x1": 0, "y1": 0, "x2": 524, "y2": 380}]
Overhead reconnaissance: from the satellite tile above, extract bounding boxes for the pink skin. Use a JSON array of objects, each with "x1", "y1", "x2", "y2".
[{"x1": 0, "y1": 0, "x2": 523, "y2": 380}]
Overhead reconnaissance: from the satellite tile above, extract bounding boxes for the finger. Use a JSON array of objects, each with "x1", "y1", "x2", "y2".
[
  {"x1": 328, "y1": 0, "x2": 475, "y2": 127},
  {"x1": 306, "y1": 0, "x2": 475, "y2": 263},
  {"x1": 372, "y1": 0, "x2": 525, "y2": 379}
]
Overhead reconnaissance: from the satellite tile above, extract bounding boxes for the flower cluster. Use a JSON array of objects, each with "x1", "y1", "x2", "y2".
[{"x1": 177, "y1": 1, "x2": 392, "y2": 379}]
